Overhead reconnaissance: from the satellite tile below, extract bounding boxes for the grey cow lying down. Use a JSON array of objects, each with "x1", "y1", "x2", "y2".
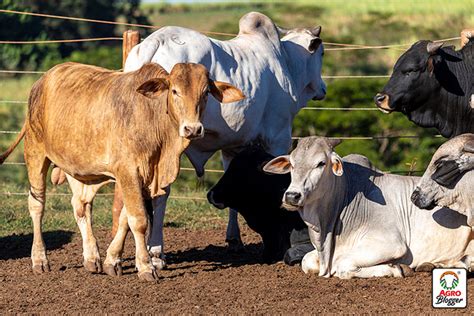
[
  {"x1": 263, "y1": 136, "x2": 474, "y2": 279},
  {"x1": 412, "y1": 133, "x2": 474, "y2": 226}
]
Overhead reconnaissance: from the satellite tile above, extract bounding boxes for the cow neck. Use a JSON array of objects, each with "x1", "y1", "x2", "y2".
[
  {"x1": 300, "y1": 169, "x2": 348, "y2": 277},
  {"x1": 281, "y1": 41, "x2": 307, "y2": 107},
  {"x1": 410, "y1": 45, "x2": 474, "y2": 138}
]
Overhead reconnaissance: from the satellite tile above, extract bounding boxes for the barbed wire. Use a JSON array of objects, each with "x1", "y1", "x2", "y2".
[{"x1": 0, "y1": 9, "x2": 462, "y2": 50}]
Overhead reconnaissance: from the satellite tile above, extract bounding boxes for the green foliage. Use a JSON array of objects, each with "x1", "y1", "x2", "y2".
[{"x1": 0, "y1": 0, "x2": 149, "y2": 71}]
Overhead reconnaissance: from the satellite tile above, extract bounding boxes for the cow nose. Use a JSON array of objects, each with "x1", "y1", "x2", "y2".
[
  {"x1": 207, "y1": 190, "x2": 226, "y2": 209},
  {"x1": 411, "y1": 188, "x2": 420, "y2": 205},
  {"x1": 182, "y1": 123, "x2": 204, "y2": 139},
  {"x1": 411, "y1": 187, "x2": 436, "y2": 210},
  {"x1": 285, "y1": 191, "x2": 302, "y2": 205},
  {"x1": 374, "y1": 93, "x2": 386, "y2": 105}
]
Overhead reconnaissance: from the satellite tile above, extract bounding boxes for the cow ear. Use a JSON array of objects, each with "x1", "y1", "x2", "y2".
[
  {"x1": 311, "y1": 26, "x2": 322, "y2": 37},
  {"x1": 330, "y1": 152, "x2": 343, "y2": 176},
  {"x1": 431, "y1": 159, "x2": 462, "y2": 188},
  {"x1": 137, "y1": 78, "x2": 169, "y2": 98},
  {"x1": 427, "y1": 41, "x2": 443, "y2": 55},
  {"x1": 209, "y1": 80, "x2": 245, "y2": 103},
  {"x1": 463, "y1": 139, "x2": 474, "y2": 153},
  {"x1": 309, "y1": 38, "x2": 322, "y2": 53},
  {"x1": 263, "y1": 155, "x2": 291, "y2": 174}
]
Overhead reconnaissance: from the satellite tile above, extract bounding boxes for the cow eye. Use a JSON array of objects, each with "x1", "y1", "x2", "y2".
[
  {"x1": 316, "y1": 161, "x2": 326, "y2": 168},
  {"x1": 172, "y1": 89, "x2": 178, "y2": 96}
]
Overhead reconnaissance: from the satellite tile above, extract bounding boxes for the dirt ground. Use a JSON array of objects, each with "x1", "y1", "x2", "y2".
[{"x1": 0, "y1": 226, "x2": 473, "y2": 314}]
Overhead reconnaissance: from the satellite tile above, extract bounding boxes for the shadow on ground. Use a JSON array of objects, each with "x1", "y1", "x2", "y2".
[
  {"x1": 0, "y1": 230, "x2": 74, "y2": 260},
  {"x1": 167, "y1": 242, "x2": 265, "y2": 269}
]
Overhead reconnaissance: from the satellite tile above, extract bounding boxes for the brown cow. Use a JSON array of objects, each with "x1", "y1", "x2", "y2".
[{"x1": 0, "y1": 62, "x2": 244, "y2": 281}]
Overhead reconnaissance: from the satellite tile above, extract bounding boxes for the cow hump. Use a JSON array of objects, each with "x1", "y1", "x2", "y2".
[{"x1": 238, "y1": 12, "x2": 280, "y2": 43}]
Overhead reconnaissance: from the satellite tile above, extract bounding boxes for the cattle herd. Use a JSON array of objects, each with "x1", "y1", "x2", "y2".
[{"x1": 0, "y1": 12, "x2": 473, "y2": 282}]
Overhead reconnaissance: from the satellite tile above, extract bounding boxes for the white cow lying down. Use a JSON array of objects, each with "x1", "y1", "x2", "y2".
[
  {"x1": 123, "y1": 11, "x2": 327, "y2": 264},
  {"x1": 263, "y1": 136, "x2": 474, "y2": 279}
]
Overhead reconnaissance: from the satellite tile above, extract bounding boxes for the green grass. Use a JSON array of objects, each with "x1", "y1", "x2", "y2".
[{"x1": 1, "y1": 1, "x2": 472, "y2": 235}]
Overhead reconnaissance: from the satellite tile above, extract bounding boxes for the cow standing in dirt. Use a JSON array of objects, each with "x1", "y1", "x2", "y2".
[
  {"x1": 0, "y1": 62, "x2": 244, "y2": 281},
  {"x1": 119, "y1": 12, "x2": 326, "y2": 266}
]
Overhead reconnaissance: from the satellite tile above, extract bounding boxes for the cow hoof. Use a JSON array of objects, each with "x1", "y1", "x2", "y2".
[
  {"x1": 415, "y1": 262, "x2": 435, "y2": 273},
  {"x1": 148, "y1": 246, "x2": 166, "y2": 270},
  {"x1": 400, "y1": 264, "x2": 414, "y2": 277},
  {"x1": 226, "y1": 238, "x2": 244, "y2": 253},
  {"x1": 103, "y1": 262, "x2": 122, "y2": 277},
  {"x1": 137, "y1": 269, "x2": 158, "y2": 282},
  {"x1": 83, "y1": 259, "x2": 102, "y2": 274},
  {"x1": 151, "y1": 256, "x2": 166, "y2": 270},
  {"x1": 32, "y1": 261, "x2": 51, "y2": 274},
  {"x1": 284, "y1": 243, "x2": 315, "y2": 266}
]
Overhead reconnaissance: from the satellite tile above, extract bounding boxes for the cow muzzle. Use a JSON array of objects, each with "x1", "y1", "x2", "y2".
[
  {"x1": 374, "y1": 93, "x2": 393, "y2": 113},
  {"x1": 283, "y1": 191, "x2": 303, "y2": 211},
  {"x1": 411, "y1": 187, "x2": 436, "y2": 210},
  {"x1": 180, "y1": 122, "x2": 204, "y2": 140},
  {"x1": 207, "y1": 190, "x2": 226, "y2": 209}
]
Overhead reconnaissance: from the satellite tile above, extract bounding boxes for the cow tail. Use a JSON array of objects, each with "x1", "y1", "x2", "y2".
[{"x1": 0, "y1": 123, "x2": 26, "y2": 164}]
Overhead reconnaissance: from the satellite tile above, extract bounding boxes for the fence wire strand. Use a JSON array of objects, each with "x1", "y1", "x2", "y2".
[{"x1": 0, "y1": 9, "x2": 462, "y2": 49}]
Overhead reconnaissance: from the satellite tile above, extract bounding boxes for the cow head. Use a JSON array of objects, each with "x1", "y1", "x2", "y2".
[
  {"x1": 263, "y1": 137, "x2": 343, "y2": 211},
  {"x1": 374, "y1": 40, "x2": 464, "y2": 114},
  {"x1": 279, "y1": 26, "x2": 326, "y2": 103},
  {"x1": 412, "y1": 134, "x2": 474, "y2": 225},
  {"x1": 137, "y1": 63, "x2": 245, "y2": 140}
]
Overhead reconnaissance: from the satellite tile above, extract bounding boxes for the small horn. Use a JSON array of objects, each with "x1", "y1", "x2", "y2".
[
  {"x1": 276, "y1": 25, "x2": 290, "y2": 36},
  {"x1": 327, "y1": 138, "x2": 342, "y2": 148},
  {"x1": 311, "y1": 26, "x2": 322, "y2": 37},
  {"x1": 427, "y1": 41, "x2": 443, "y2": 55}
]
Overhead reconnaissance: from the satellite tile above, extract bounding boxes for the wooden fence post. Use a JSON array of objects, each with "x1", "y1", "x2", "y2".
[{"x1": 122, "y1": 30, "x2": 140, "y2": 69}]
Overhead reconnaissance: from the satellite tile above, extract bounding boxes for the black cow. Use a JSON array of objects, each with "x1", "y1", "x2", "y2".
[
  {"x1": 375, "y1": 38, "x2": 473, "y2": 138},
  {"x1": 207, "y1": 144, "x2": 314, "y2": 264}
]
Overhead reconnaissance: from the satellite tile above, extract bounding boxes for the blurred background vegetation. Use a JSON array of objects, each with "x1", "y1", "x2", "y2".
[{"x1": 0, "y1": 0, "x2": 472, "y2": 235}]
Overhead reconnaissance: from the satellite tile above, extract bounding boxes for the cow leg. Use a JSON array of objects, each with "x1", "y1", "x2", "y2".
[
  {"x1": 114, "y1": 172, "x2": 156, "y2": 281},
  {"x1": 147, "y1": 187, "x2": 170, "y2": 270},
  {"x1": 111, "y1": 182, "x2": 123, "y2": 238},
  {"x1": 104, "y1": 204, "x2": 129, "y2": 277},
  {"x1": 301, "y1": 249, "x2": 320, "y2": 275},
  {"x1": 335, "y1": 241, "x2": 408, "y2": 279},
  {"x1": 24, "y1": 143, "x2": 51, "y2": 274},
  {"x1": 66, "y1": 174, "x2": 105, "y2": 273},
  {"x1": 221, "y1": 152, "x2": 243, "y2": 251}
]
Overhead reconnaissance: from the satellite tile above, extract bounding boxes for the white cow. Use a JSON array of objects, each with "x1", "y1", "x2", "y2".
[
  {"x1": 264, "y1": 137, "x2": 474, "y2": 279},
  {"x1": 124, "y1": 11, "x2": 326, "y2": 266}
]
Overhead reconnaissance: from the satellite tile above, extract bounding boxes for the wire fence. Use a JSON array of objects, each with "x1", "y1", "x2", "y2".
[
  {"x1": 0, "y1": 9, "x2": 462, "y2": 50},
  {"x1": 0, "y1": 8, "x2": 463, "y2": 201}
]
